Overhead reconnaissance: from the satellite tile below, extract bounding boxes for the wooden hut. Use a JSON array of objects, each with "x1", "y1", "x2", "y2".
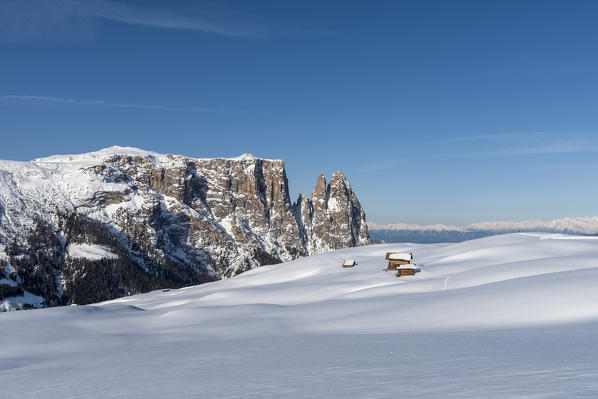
[
  {"x1": 384, "y1": 252, "x2": 418, "y2": 276},
  {"x1": 342, "y1": 259, "x2": 356, "y2": 268},
  {"x1": 395, "y1": 266, "x2": 416, "y2": 277},
  {"x1": 385, "y1": 252, "x2": 412, "y2": 270}
]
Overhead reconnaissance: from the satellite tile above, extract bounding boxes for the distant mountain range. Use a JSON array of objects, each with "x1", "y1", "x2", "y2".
[{"x1": 368, "y1": 216, "x2": 598, "y2": 243}]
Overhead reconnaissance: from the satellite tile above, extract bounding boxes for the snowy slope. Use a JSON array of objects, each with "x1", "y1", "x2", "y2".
[{"x1": 2, "y1": 233, "x2": 598, "y2": 397}]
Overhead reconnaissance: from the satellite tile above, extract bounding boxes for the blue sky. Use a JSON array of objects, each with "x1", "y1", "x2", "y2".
[{"x1": 2, "y1": 0, "x2": 598, "y2": 225}]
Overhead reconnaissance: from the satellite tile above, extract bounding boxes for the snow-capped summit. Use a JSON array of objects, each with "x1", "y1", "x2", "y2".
[
  {"x1": 32, "y1": 145, "x2": 161, "y2": 163},
  {"x1": 32, "y1": 146, "x2": 282, "y2": 165},
  {"x1": 234, "y1": 152, "x2": 257, "y2": 161}
]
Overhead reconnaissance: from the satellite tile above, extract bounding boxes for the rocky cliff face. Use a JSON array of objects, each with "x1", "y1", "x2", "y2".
[
  {"x1": 294, "y1": 172, "x2": 369, "y2": 253},
  {"x1": 0, "y1": 147, "x2": 369, "y2": 310}
]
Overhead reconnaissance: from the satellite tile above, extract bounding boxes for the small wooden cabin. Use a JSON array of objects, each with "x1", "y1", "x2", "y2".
[
  {"x1": 385, "y1": 252, "x2": 412, "y2": 270},
  {"x1": 384, "y1": 252, "x2": 418, "y2": 276},
  {"x1": 342, "y1": 259, "x2": 356, "y2": 268},
  {"x1": 396, "y1": 267, "x2": 416, "y2": 277}
]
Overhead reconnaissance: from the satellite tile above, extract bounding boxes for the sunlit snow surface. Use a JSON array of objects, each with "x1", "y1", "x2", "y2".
[{"x1": 3, "y1": 233, "x2": 598, "y2": 398}]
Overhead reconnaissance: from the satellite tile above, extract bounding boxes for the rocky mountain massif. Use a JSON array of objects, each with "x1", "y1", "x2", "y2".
[{"x1": 0, "y1": 146, "x2": 369, "y2": 310}]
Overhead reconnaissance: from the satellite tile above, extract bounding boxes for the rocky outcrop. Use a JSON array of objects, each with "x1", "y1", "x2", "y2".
[
  {"x1": 0, "y1": 147, "x2": 370, "y2": 309},
  {"x1": 294, "y1": 172, "x2": 369, "y2": 253}
]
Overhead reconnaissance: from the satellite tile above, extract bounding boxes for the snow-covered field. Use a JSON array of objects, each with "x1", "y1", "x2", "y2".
[{"x1": 2, "y1": 233, "x2": 598, "y2": 398}]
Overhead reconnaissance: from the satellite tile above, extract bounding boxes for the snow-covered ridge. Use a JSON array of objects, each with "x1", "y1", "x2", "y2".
[
  {"x1": 32, "y1": 145, "x2": 282, "y2": 164},
  {"x1": 369, "y1": 216, "x2": 598, "y2": 242}
]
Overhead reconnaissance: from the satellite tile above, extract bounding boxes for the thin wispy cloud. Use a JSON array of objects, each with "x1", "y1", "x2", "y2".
[
  {"x1": 0, "y1": 94, "x2": 265, "y2": 114},
  {"x1": 530, "y1": 162, "x2": 598, "y2": 172},
  {"x1": 0, "y1": 0, "x2": 265, "y2": 40},
  {"x1": 477, "y1": 141, "x2": 598, "y2": 157},
  {"x1": 443, "y1": 132, "x2": 550, "y2": 143},
  {"x1": 436, "y1": 131, "x2": 598, "y2": 157}
]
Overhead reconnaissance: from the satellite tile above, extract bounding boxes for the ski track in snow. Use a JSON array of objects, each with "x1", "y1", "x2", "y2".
[{"x1": 2, "y1": 232, "x2": 598, "y2": 398}]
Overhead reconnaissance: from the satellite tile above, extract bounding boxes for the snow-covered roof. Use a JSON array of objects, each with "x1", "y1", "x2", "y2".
[
  {"x1": 395, "y1": 264, "x2": 417, "y2": 269},
  {"x1": 388, "y1": 253, "x2": 412, "y2": 261},
  {"x1": 343, "y1": 259, "x2": 355, "y2": 266}
]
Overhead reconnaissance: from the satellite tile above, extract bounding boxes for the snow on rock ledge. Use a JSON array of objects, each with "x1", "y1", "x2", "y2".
[{"x1": 67, "y1": 244, "x2": 118, "y2": 260}]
